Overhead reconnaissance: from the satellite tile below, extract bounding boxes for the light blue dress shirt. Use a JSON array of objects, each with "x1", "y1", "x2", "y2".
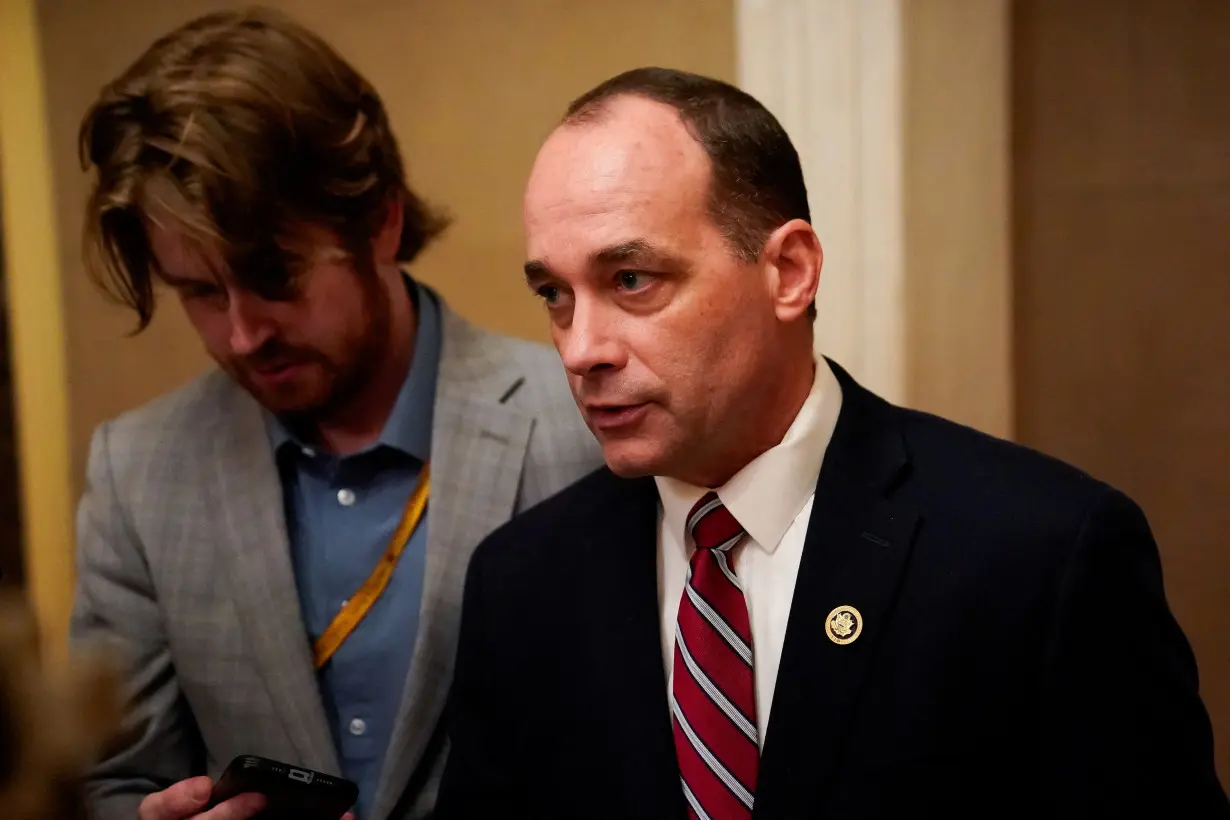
[{"x1": 268, "y1": 279, "x2": 440, "y2": 820}]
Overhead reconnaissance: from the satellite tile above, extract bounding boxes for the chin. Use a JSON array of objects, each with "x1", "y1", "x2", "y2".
[
  {"x1": 242, "y1": 380, "x2": 330, "y2": 418},
  {"x1": 600, "y1": 440, "x2": 672, "y2": 479}
]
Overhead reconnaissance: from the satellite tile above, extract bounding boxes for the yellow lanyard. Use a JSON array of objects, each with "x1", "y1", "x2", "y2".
[{"x1": 311, "y1": 464, "x2": 431, "y2": 670}]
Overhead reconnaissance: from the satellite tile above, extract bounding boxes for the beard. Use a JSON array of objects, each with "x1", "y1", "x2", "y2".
[{"x1": 223, "y1": 264, "x2": 394, "y2": 424}]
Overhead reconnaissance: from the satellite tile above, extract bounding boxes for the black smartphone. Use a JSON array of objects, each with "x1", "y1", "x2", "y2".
[{"x1": 207, "y1": 755, "x2": 358, "y2": 819}]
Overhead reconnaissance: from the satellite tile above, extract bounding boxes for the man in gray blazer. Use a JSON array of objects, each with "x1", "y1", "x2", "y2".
[{"x1": 69, "y1": 9, "x2": 600, "y2": 820}]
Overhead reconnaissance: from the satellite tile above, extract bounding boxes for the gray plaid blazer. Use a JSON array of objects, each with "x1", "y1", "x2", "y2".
[{"x1": 70, "y1": 293, "x2": 603, "y2": 820}]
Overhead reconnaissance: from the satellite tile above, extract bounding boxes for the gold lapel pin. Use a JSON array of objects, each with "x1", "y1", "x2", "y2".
[{"x1": 825, "y1": 605, "x2": 864, "y2": 645}]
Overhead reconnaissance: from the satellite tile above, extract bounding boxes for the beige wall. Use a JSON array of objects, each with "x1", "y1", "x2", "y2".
[
  {"x1": 903, "y1": 0, "x2": 1012, "y2": 438},
  {"x1": 1013, "y1": 0, "x2": 1230, "y2": 785},
  {"x1": 736, "y1": 0, "x2": 1012, "y2": 439},
  {"x1": 38, "y1": 0, "x2": 735, "y2": 492}
]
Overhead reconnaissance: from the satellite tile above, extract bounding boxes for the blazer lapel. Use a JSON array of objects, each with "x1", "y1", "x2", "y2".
[
  {"x1": 208, "y1": 382, "x2": 339, "y2": 773},
  {"x1": 755, "y1": 363, "x2": 920, "y2": 818},
  {"x1": 579, "y1": 473, "x2": 686, "y2": 816},
  {"x1": 373, "y1": 306, "x2": 534, "y2": 819}
]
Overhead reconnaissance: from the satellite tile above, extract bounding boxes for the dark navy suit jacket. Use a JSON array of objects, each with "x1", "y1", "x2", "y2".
[{"x1": 437, "y1": 360, "x2": 1227, "y2": 819}]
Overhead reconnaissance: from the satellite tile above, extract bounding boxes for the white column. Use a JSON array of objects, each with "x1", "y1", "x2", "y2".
[
  {"x1": 737, "y1": 0, "x2": 905, "y2": 404},
  {"x1": 736, "y1": 0, "x2": 1012, "y2": 439}
]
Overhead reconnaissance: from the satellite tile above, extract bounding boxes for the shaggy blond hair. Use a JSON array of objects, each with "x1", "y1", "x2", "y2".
[{"x1": 79, "y1": 6, "x2": 447, "y2": 329}]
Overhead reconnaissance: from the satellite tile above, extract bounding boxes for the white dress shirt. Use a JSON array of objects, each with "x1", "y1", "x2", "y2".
[{"x1": 656, "y1": 357, "x2": 843, "y2": 747}]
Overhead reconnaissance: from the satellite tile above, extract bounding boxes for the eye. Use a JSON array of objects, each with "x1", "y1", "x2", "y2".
[
  {"x1": 257, "y1": 274, "x2": 303, "y2": 303},
  {"x1": 617, "y1": 270, "x2": 652, "y2": 291},
  {"x1": 181, "y1": 282, "x2": 225, "y2": 302},
  {"x1": 535, "y1": 284, "x2": 561, "y2": 304}
]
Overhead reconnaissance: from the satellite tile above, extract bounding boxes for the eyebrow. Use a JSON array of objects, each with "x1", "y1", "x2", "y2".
[
  {"x1": 157, "y1": 271, "x2": 194, "y2": 287},
  {"x1": 158, "y1": 271, "x2": 208, "y2": 287},
  {"x1": 524, "y1": 259, "x2": 551, "y2": 282},
  {"x1": 524, "y1": 238, "x2": 683, "y2": 283},
  {"x1": 593, "y1": 239, "x2": 660, "y2": 267},
  {"x1": 157, "y1": 268, "x2": 229, "y2": 293}
]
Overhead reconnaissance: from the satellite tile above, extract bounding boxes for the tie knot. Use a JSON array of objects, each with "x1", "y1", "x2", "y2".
[{"x1": 686, "y1": 492, "x2": 745, "y2": 552}]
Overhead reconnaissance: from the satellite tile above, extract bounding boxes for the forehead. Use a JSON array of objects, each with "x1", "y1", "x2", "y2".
[
  {"x1": 523, "y1": 96, "x2": 713, "y2": 260},
  {"x1": 144, "y1": 214, "x2": 225, "y2": 283},
  {"x1": 144, "y1": 202, "x2": 347, "y2": 285}
]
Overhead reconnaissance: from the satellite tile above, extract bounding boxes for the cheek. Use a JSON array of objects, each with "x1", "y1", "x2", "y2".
[
  {"x1": 623, "y1": 319, "x2": 718, "y2": 401},
  {"x1": 283, "y1": 289, "x2": 352, "y2": 343},
  {"x1": 295, "y1": 264, "x2": 370, "y2": 334},
  {"x1": 642, "y1": 303, "x2": 765, "y2": 408}
]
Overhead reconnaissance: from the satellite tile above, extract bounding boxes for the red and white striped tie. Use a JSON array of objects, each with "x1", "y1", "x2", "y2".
[{"x1": 672, "y1": 492, "x2": 758, "y2": 819}]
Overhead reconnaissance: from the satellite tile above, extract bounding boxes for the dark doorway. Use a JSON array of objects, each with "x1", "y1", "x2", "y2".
[{"x1": 0, "y1": 194, "x2": 25, "y2": 587}]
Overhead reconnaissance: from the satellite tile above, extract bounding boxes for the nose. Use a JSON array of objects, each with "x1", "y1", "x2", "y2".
[
  {"x1": 226, "y1": 289, "x2": 276, "y2": 356},
  {"x1": 556, "y1": 298, "x2": 627, "y2": 378}
]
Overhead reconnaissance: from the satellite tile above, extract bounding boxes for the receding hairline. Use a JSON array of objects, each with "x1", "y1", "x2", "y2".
[
  {"x1": 561, "y1": 89, "x2": 627, "y2": 126},
  {"x1": 559, "y1": 89, "x2": 701, "y2": 139},
  {"x1": 543, "y1": 92, "x2": 716, "y2": 191},
  {"x1": 549, "y1": 67, "x2": 814, "y2": 291}
]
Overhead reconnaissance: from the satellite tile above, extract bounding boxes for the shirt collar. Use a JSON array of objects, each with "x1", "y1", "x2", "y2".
[
  {"x1": 266, "y1": 275, "x2": 442, "y2": 462},
  {"x1": 655, "y1": 356, "x2": 843, "y2": 554}
]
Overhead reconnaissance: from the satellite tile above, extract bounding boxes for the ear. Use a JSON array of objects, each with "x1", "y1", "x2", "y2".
[
  {"x1": 761, "y1": 219, "x2": 822, "y2": 322},
  {"x1": 371, "y1": 190, "x2": 405, "y2": 266}
]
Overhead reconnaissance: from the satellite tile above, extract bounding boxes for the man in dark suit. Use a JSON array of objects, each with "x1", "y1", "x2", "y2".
[{"x1": 436, "y1": 67, "x2": 1228, "y2": 819}]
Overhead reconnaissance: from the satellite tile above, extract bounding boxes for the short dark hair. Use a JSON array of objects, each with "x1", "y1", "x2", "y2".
[
  {"x1": 79, "y1": 6, "x2": 449, "y2": 330},
  {"x1": 564, "y1": 67, "x2": 810, "y2": 263}
]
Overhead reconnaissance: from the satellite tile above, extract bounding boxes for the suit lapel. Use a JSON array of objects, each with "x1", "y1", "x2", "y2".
[
  {"x1": 580, "y1": 473, "x2": 687, "y2": 816},
  {"x1": 208, "y1": 383, "x2": 339, "y2": 773},
  {"x1": 374, "y1": 305, "x2": 533, "y2": 819},
  {"x1": 755, "y1": 363, "x2": 920, "y2": 818}
]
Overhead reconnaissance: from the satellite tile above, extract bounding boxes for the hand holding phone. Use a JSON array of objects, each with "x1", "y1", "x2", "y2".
[
  {"x1": 206, "y1": 755, "x2": 358, "y2": 820},
  {"x1": 137, "y1": 776, "x2": 265, "y2": 820}
]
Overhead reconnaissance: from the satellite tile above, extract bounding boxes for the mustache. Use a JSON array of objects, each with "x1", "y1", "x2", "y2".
[
  {"x1": 570, "y1": 374, "x2": 658, "y2": 408},
  {"x1": 238, "y1": 341, "x2": 321, "y2": 371}
]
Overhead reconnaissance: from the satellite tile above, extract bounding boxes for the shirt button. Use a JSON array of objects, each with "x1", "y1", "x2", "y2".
[
  {"x1": 348, "y1": 718, "x2": 367, "y2": 737},
  {"x1": 337, "y1": 488, "x2": 356, "y2": 506}
]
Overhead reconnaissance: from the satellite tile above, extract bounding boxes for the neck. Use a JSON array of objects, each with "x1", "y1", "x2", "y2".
[
  {"x1": 687, "y1": 346, "x2": 816, "y2": 489},
  {"x1": 315, "y1": 271, "x2": 416, "y2": 455}
]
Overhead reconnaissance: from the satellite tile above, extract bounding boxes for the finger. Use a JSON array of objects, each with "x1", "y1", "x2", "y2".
[
  {"x1": 138, "y1": 777, "x2": 213, "y2": 820},
  {"x1": 199, "y1": 792, "x2": 267, "y2": 820}
]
